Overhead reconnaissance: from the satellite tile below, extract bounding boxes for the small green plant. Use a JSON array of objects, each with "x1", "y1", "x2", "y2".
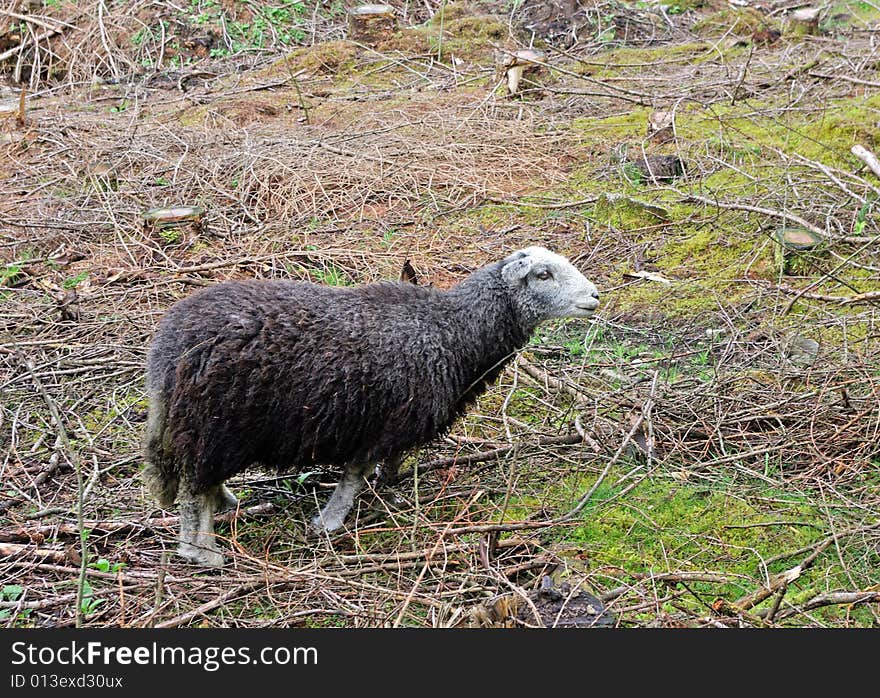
[
  {"x1": 382, "y1": 228, "x2": 400, "y2": 247},
  {"x1": 854, "y1": 197, "x2": 873, "y2": 236},
  {"x1": 0, "y1": 585, "x2": 28, "y2": 622},
  {"x1": 1, "y1": 585, "x2": 23, "y2": 602},
  {"x1": 281, "y1": 471, "x2": 317, "y2": 493},
  {"x1": 663, "y1": 364, "x2": 681, "y2": 383},
  {"x1": 621, "y1": 162, "x2": 644, "y2": 186},
  {"x1": 110, "y1": 99, "x2": 130, "y2": 113},
  {"x1": 89, "y1": 558, "x2": 126, "y2": 574},
  {"x1": 79, "y1": 579, "x2": 104, "y2": 617},
  {"x1": 311, "y1": 263, "x2": 348, "y2": 286},
  {"x1": 1, "y1": 262, "x2": 22, "y2": 286},
  {"x1": 154, "y1": 176, "x2": 170, "y2": 186},
  {"x1": 130, "y1": 26, "x2": 154, "y2": 47},
  {"x1": 63, "y1": 271, "x2": 88, "y2": 290},
  {"x1": 158, "y1": 227, "x2": 182, "y2": 244},
  {"x1": 564, "y1": 338, "x2": 586, "y2": 357},
  {"x1": 188, "y1": 0, "x2": 306, "y2": 57}
]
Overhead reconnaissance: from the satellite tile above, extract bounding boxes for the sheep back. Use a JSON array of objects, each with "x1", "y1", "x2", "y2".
[{"x1": 146, "y1": 275, "x2": 528, "y2": 493}]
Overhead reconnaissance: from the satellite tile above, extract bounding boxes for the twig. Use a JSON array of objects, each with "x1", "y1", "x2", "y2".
[
  {"x1": 810, "y1": 72, "x2": 880, "y2": 88},
  {"x1": 761, "y1": 281, "x2": 880, "y2": 306},
  {"x1": 154, "y1": 581, "x2": 267, "y2": 628},
  {"x1": 19, "y1": 355, "x2": 87, "y2": 628},
  {"x1": 409, "y1": 432, "x2": 588, "y2": 479},
  {"x1": 0, "y1": 27, "x2": 64, "y2": 63},
  {"x1": 0, "y1": 503, "x2": 277, "y2": 542}
]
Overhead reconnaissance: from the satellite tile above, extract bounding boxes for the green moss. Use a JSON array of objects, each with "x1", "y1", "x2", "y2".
[
  {"x1": 692, "y1": 7, "x2": 770, "y2": 37},
  {"x1": 429, "y1": 2, "x2": 474, "y2": 24},
  {"x1": 583, "y1": 42, "x2": 726, "y2": 78},
  {"x1": 506, "y1": 468, "x2": 876, "y2": 623},
  {"x1": 273, "y1": 40, "x2": 359, "y2": 75},
  {"x1": 442, "y1": 16, "x2": 507, "y2": 40},
  {"x1": 560, "y1": 91, "x2": 880, "y2": 322},
  {"x1": 572, "y1": 108, "x2": 651, "y2": 145}
]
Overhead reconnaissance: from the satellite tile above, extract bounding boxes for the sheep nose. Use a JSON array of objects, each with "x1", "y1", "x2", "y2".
[{"x1": 591, "y1": 289, "x2": 599, "y2": 300}]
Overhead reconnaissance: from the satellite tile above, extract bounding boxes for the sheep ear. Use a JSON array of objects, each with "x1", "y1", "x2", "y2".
[{"x1": 502, "y1": 256, "x2": 533, "y2": 284}]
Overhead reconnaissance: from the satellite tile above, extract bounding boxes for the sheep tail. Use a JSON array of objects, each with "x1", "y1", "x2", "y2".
[{"x1": 142, "y1": 395, "x2": 179, "y2": 509}]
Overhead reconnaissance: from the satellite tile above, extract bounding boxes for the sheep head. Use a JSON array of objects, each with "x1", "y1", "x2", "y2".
[{"x1": 501, "y1": 247, "x2": 600, "y2": 322}]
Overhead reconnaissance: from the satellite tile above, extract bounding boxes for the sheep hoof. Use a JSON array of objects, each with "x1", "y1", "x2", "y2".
[
  {"x1": 381, "y1": 491, "x2": 408, "y2": 510},
  {"x1": 310, "y1": 513, "x2": 344, "y2": 536},
  {"x1": 178, "y1": 544, "x2": 225, "y2": 568}
]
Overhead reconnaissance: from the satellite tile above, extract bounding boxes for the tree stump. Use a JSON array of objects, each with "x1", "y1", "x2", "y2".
[
  {"x1": 470, "y1": 576, "x2": 616, "y2": 628},
  {"x1": 774, "y1": 227, "x2": 824, "y2": 275},
  {"x1": 787, "y1": 7, "x2": 821, "y2": 36},
  {"x1": 647, "y1": 110, "x2": 675, "y2": 144},
  {"x1": 347, "y1": 5, "x2": 397, "y2": 44},
  {"x1": 628, "y1": 154, "x2": 685, "y2": 182},
  {"x1": 142, "y1": 206, "x2": 206, "y2": 245},
  {"x1": 496, "y1": 49, "x2": 547, "y2": 97}
]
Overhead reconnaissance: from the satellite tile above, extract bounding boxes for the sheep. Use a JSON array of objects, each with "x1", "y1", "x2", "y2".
[{"x1": 143, "y1": 246, "x2": 600, "y2": 567}]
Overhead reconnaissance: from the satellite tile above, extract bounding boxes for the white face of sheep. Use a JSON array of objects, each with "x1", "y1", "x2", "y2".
[{"x1": 501, "y1": 247, "x2": 600, "y2": 321}]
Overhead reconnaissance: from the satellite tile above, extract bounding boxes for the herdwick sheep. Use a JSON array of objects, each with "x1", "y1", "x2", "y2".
[{"x1": 143, "y1": 246, "x2": 600, "y2": 567}]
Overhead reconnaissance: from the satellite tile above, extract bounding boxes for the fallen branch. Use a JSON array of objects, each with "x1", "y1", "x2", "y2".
[
  {"x1": 851, "y1": 145, "x2": 880, "y2": 180},
  {"x1": 684, "y1": 193, "x2": 873, "y2": 244},
  {"x1": 0, "y1": 592, "x2": 78, "y2": 611},
  {"x1": 409, "y1": 432, "x2": 590, "y2": 480},
  {"x1": 0, "y1": 542, "x2": 72, "y2": 563},
  {"x1": 0, "y1": 26, "x2": 64, "y2": 63},
  {"x1": 735, "y1": 537, "x2": 833, "y2": 613},
  {"x1": 810, "y1": 72, "x2": 880, "y2": 88},
  {"x1": 774, "y1": 590, "x2": 880, "y2": 620},
  {"x1": 760, "y1": 281, "x2": 880, "y2": 306},
  {"x1": 632, "y1": 571, "x2": 732, "y2": 584},
  {"x1": 0, "y1": 503, "x2": 276, "y2": 542}
]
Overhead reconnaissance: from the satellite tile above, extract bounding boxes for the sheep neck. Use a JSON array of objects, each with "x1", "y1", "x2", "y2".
[{"x1": 446, "y1": 263, "x2": 535, "y2": 365}]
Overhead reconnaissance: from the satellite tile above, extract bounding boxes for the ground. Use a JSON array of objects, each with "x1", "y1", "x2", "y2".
[{"x1": 1, "y1": 0, "x2": 879, "y2": 628}]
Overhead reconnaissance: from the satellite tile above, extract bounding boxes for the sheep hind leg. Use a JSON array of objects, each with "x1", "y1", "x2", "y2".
[
  {"x1": 375, "y1": 454, "x2": 404, "y2": 488},
  {"x1": 178, "y1": 483, "x2": 224, "y2": 568},
  {"x1": 311, "y1": 463, "x2": 372, "y2": 534},
  {"x1": 213, "y1": 484, "x2": 239, "y2": 512}
]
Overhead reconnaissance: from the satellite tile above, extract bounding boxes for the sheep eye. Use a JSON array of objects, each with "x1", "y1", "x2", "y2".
[{"x1": 533, "y1": 269, "x2": 553, "y2": 281}]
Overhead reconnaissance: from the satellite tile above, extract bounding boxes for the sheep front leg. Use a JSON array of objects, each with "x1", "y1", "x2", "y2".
[
  {"x1": 311, "y1": 463, "x2": 372, "y2": 534},
  {"x1": 178, "y1": 483, "x2": 224, "y2": 567}
]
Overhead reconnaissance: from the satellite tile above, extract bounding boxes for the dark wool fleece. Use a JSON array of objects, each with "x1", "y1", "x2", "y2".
[{"x1": 145, "y1": 261, "x2": 536, "y2": 494}]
